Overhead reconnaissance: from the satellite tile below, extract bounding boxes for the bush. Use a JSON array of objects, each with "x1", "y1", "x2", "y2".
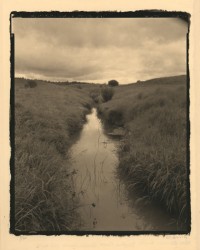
[
  {"x1": 107, "y1": 109, "x2": 123, "y2": 126},
  {"x1": 90, "y1": 90, "x2": 100, "y2": 103},
  {"x1": 25, "y1": 80, "x2": 37, "y2": 88},
  {"x1": 108, "y1": 80, "x2": 119, "y2": 87},
  {"x1": 101, "y1": 86, "x2": 114, "y2": 102}
]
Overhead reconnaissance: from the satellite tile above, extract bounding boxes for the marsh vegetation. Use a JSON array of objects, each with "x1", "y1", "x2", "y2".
[
  {"x1": 97, "y1": 75, "x2": 188, "y2": 226},
  {"x1": 14, "y1": 75, "x2": 189, "y2": 232},
  {"x1": 15, "y1": 78, "x2": 93, "y2": 231}
]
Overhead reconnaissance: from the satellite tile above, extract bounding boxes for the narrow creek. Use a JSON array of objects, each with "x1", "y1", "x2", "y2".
[{"x1": 69, "y1": 108, "x2": 178, "y2": 231}]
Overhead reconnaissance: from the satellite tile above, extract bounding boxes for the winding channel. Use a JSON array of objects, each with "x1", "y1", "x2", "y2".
[{"x1": 69, "y1": 108, "x2": 179, "y2": 231}]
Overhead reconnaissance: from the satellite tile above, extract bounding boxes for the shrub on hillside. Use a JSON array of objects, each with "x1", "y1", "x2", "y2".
[
  {"x1": 90, "y1": 90, "x2": 100, "y2": 103},
  {"x1": 25, "y1": 80, "x2": 37, "y2": 88},
  {"x1": 107, "y1": 109, "x2": 123, "y2": 126},
  {"x1": 101, "y1": 86, "x2": 114, "y2": 102},
  {"x1": 108, "y1": 80, "x2": 119, "y2": 87}
]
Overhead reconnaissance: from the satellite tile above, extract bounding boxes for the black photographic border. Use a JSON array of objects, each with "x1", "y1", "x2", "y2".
[{"x1": 10, "y1": 10, "x2": 191, "y2": 236}]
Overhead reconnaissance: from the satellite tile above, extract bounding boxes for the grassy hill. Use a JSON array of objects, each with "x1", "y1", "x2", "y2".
[
  {"x1": 98, "y1": 75, "x2": 189, "y2": 225},
  {"x1": 13, "y1": 75, "x2": 189, "y2": 231},
  {"x1": 14, "y1": 78, "x2": 93, "y2": 231}
]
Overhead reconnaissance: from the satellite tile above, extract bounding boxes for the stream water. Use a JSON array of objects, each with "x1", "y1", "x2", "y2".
[{"x1": 69, "y1": 108, "x2": 179, "y2": 231}]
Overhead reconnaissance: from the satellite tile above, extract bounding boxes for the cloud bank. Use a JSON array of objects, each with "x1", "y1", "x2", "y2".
[{"x1": 13, "y1": 18, "x2": 188, "y2": 84}]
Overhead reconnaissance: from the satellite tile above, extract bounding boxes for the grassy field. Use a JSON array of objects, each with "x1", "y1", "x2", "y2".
[
  {"x1": 14, "y1": 75, "x2": 189, "y2": 231},
  {"x1": 14, "y1": 78, "x2": 93, "y2": 231},
  {"x1": 98, "y1": 75, "x2": 189, "y2": 225}
]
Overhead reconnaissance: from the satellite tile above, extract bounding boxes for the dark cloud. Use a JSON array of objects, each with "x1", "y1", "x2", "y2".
[{"x1": 13, "y1": 18, "x2": 188, "y2": 83}]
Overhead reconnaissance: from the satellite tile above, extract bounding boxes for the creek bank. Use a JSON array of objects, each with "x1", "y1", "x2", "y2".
[
  {"x1": 15, "y1": 79, "x2": 94, "y2": 232},
  {"x1": 96, "y1": 99, "x2": 188, "y2": 230},
  {"x1": 69, "y1": 108, "x2": 180, "y2": 231}
]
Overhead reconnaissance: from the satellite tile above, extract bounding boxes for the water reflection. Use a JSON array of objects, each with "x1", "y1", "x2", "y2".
[{"x1": 69, "y1": 108, "x2": 178, "y2": 231}]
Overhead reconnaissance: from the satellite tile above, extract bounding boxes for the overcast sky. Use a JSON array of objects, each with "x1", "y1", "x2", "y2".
[{"x1": 13, "y1": 18, "x2": 188, "y2": 84}]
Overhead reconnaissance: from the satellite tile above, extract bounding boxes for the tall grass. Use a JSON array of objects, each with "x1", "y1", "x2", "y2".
[
  {"x1": 14, "y1": 78, "x2": 92, "y2": 231},
  {"x1": 98, "y1": 75, "x2": 188, "y2": 224}
]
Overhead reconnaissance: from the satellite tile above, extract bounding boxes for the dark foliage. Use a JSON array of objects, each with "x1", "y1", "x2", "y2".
[
  {"x1": 25, "y1": 80, "x2": 37, "y2": 88},
  {"x1": 108, "y1": 80, "x2": 119, "y2": 87},
  {"x1": 101, "y1": 86, "x2": 114, "y2": 102}
]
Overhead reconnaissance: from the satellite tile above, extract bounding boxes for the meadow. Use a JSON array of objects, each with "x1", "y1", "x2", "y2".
[
  {"x1": 14, "y1": 78, "x2": 93, "y2": 231},
  {"x1": 14, "y1": 75, "x2": 189, "y2": 231},
  {"x1": 98, "y1": 75, "x2": 189, "y2": 225}
]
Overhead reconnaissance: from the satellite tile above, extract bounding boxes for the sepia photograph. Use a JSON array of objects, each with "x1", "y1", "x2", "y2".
[{"x1": 11, "y1": 12, "x2": 190, "y2": 234}]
